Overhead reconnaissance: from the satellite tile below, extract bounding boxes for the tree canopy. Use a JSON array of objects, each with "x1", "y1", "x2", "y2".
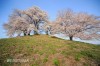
[
  {"x1": 3, "y1": 7, "x2": 100, "y2": 41},
  {"x1": 4, "y1": 6, "x2": 48, "y2": 37},
  {"x1": 53, "y1": 9, "x2": 100, "y2": 40}
]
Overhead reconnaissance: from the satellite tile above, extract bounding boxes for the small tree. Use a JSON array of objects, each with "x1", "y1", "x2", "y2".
[
  {"x1": 43, "y1": 21, "x2": 60, "y2": 35},
  {"x1": 43, "y1": 22, "x2": 53, "y2": 35},
  {"x1": 56, "y1": 9, "x2": 100, "y2": 41}
]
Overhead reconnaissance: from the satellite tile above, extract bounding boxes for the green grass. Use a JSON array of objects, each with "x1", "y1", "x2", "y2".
[
  {"x1": 53, "y1": 58, "x2": 60, "y2": 66},
  {"x1": 0, "y1": 35, "x2": 100, "y2": 66}
]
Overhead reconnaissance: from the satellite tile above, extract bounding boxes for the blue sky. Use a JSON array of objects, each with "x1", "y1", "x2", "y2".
[{"x1": 0, "y1": 0, "x2": 100, "y2": 39}]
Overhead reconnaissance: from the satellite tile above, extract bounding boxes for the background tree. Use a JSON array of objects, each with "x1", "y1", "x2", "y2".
[
  {"x1": 3, "y1": 9, "x2": 25, "y2": 37},
  {"x1": 55, "y1": 9, "x2": 100, "y2": 41},
  {"x1": 4, "y1": 6, "x2": 48, "y2": 37},
  {"x1": 43, "y1": 21, "x2": 61, "y2": 35},
  {"x1": 23, "y1": 6, "x2": 48, "y2": 35},
  {"x1": 43, "y1": 22, "x2": 54, "y2": 35}
]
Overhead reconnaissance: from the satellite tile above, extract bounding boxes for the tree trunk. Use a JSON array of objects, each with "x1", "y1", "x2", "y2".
[
  {"x1": 34, "y1": 30, "x2": 38, "y2": 35},
  {"x1": 46, "y1": 31, "x2": 49, "y2": 35},
  {"x1": 28, "y1": 33, "x2": 30, "y2": 35},
  {"x1": 17, "y1": 33, "x2": 20, "y2": 37},
  {"x1": 23, "y1": 30, "x2": 27, "y2": 36},
  {"x1": 27, "y1": 31, "x2": 30, "y2": 36},
  {"x1": 24, "y1": 33, "x2": 27, "y2": 36},
  {"x1": 69, "y1": 36, "x2": 73, "y2": 41}
]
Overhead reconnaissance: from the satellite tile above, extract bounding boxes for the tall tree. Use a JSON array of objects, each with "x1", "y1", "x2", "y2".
[
  {"x1": 4, "y1": 6, "x2": 48, "y2": 37},
  {"x1": 23, "y1": 6, "x2": 48, "y2": 35},
  {"x1": 3, "y1": 9, "x2": 26, "y2": 37},
  {"x1": 55, "y1": 9, "x2": 100, "y2": 41}
]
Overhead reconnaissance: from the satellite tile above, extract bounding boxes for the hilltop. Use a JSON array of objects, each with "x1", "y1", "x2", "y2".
[{"x1": 0, "y1": 35, "x2": 100, "y2": 66}]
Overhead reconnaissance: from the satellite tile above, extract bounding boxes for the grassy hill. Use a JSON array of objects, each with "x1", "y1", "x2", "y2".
[{"x1": 0, "y1": 35, "x2": 100, "y2": 66}]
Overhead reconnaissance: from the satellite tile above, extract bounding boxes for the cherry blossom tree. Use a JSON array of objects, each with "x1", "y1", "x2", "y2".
[
  {"x1": 3, "y1": 9, "x2": 26, "y2": 37},
  {"x1": 23, "y1": 6, "x2": 48, "y2": 34},
  {"x1": 55, "y1": 9, "x2": 100, "y2": 41},
  {"x1": 4, "y1": 6, "x2": 48, "y2": 37}
]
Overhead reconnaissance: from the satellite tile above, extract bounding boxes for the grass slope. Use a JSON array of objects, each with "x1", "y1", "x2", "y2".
[{"x1": 0, "y1": 35, "x2": 100, "y2": 66}]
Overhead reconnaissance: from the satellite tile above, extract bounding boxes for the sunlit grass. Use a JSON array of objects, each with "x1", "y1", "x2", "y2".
[{"x1": 0, "y1": 35, "x2": 100, "y2": 66}]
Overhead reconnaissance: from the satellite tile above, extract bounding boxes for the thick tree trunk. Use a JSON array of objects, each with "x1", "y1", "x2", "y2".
[
  {"x1": 24, "y1": 33, "x2": 26, "y2": 36},
  {"x1": 24, "y1": 32, "x2": 30, "y2": 36},
  {"x1": 23, "y1": 30, "x2": 27, "y2": 36},
  {"x1": 69, "y1": 36, "x2": 73, "y2": 41},
  {"x1": 28, "y1": 33, "x2": 30, "y2": 35},
  {"x1": 34, "y1": 30, "x2": 38, "y2": 35},
  {"x1": 17, "y1": 33, "x2": 20, "y2": 37},
  {"x1": 34, "y1": 23, "x2": 39, "y2": 35},
  {"x1": 27, "y1": 31, "x2": 30, "y2": 36},
  {"x1": 46, "y1": 31, "x2": 49, "y2": 35}
]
